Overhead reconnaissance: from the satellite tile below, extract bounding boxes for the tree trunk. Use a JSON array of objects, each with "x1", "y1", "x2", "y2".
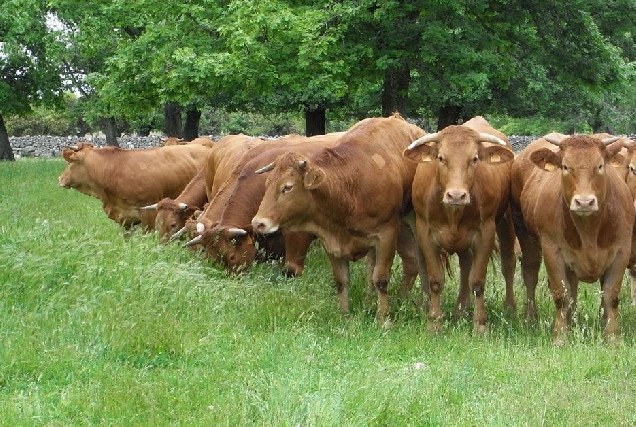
[
  {"x1": 164, "y1": 102, "x2": 183, "y2": 138},
  {"x1": 102, "y1": 117, "x2": 119, "y2": 147},
  {"x1": 381, "y1": 63, "x2": 410, "y2": 118},
  {"x1": 0, "y1": 114, "x2": 15, "y2": 161},
  {"x1": 304, "y1": 105, "x2": 326, "y2": 137},
  {"x1": 436, "y1": 105, "x2": 463, "y2": 131},
  {"x1": 182, "y1": 107, "x2": 201, "y2": 141}
]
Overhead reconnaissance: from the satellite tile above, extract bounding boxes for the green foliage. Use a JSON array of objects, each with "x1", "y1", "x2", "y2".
[{"x1": 3, "y1": 159, "x2": 636, "y2": 424}]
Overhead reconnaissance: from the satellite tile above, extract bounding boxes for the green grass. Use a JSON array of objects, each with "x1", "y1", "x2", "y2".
[{"x1": 2, "y1": 159, "x2": 636, "y2": 425}]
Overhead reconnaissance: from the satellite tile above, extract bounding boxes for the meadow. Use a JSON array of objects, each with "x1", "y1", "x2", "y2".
[{"x1": 1, "y1": 159, "x2": 636, "y2": 425}]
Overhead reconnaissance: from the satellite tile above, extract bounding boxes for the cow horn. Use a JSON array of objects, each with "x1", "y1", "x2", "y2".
[
  {"x1": 601, "y1": 136, "x2": 620, "y2": 146},
  {"x1": 177, "y1": 202, "x2": 189, "y2": 211},
  {"x1": 63, "y1": 145, "x2": 80, "y2": 151},
  {"x1": 478, "y1": 133, "x2": 507, "y2": 146},
  {"x1": 255, "y1": 162, "x2": 275, "y2": 174},
  {"x1": 624, "y1": 139, "x2": 635, "y2": 149},
  {"x1": 544, "y1": 135, "x2": 567, "y2": 146},
  {"x1": 407, "y1": 133, "x2": 439, "y2": 150},
  {"x1": 170, "y1": 226, "x2": 188, "y2": 241},
  {"x1": 183, "y1": 235, "x2": 203, "y2": 248},
  {"x1": 139, "y1": 203, "x2": 158, "y2": 211},
  {"x1": 227, "y1": 228, "x2": 248, "y2": 236}
]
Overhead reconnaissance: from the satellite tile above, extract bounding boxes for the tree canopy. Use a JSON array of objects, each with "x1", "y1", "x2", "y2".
[{"x1": 2, "y1": 0, "x2": 636, "y2": 159}]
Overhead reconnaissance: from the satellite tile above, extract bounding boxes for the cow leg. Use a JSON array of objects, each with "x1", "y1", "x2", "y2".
[
  {"x1": 599, "y1": 260, "x2": 625, "y2": 341},
  {"x1": 400, "y1": 214, "x2": 430, "y2": 310},
  {"x1": 628, "y1": 258, "x2": 636, "y2": 307},
  {"x1": 395, "y1": 225, "x2": 420, "y2": 299},
  {"x1": 454, "y1": 251, "x2": 472, "y2": 318},
  {"x1": 542, "y1": 244, "x2": 571, "y2": 345},
  {"x1": 496, "y1": 211, "x2": 517, "y2": 313},
  {"x1": 372, "y1": 231, "x2": 398, "y2": 328},
  {"x1": 564, "y1": 269, "x2": 579, "y2": 326},
  {"x1": 468, "y1": 226, "x2": 497, "y2": 336},
  {"x1": 518, "y1": 234, "x2": 542, "y2": 322},
  {"x1": 327, "y1": 254, "x2": 350, "y2": 317},
  {"x1": 416, "y1": 231, "x2": 445, "y2": 332},
  {"x1": 282, "y1": 231, "x2": 314, "y2": 277}
]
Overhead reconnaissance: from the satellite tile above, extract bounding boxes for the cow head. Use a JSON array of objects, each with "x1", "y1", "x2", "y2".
[
  {"x1": 251, "y1": 152, "x2": 322, "y2": 234},
  {"x1": 58, "y1": 143, "x2": 96, "y2": 195},
  {"x1": 404, "y1": 126, "x2": 513, "y2": 205},
  {"x1": 530, "y1": 134, "x2": 622, "y2": 216},
  {"x1": 141, "y1": 198, "x2": 198, "y2": 241},
  {"x1": 186, "y1": 225, "x2": 257, "y2": 274}
]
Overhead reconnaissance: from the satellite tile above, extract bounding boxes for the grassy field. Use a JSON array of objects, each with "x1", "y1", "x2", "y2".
[{"x1": 2, "y1": 159, "x2": 636, "y2": 425}]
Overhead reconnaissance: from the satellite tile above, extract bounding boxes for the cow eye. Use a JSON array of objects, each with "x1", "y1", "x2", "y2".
[
  {"x1": 472, "y1": 155, "x2": 479, "y2": 164},
  {"x1": 562, "y1": 164, "x2": 569, "y2": 173},
  {"x1": 437, "y1": 155, "x2": 445, "y2": 164},
  {"x1": 598, "y1": 163, "x2": 604, "y2": 172},
  {"x1": 282, "y1": 183, "x2": 293, "y2": 193},
  {"x1": 630, "y1": 165, "x2": 636, "y2": 175}
]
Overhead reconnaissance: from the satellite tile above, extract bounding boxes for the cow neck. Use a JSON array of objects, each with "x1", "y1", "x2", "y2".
[{"x1": 218, "y1": 172, "x2": 267, "y2": 229}]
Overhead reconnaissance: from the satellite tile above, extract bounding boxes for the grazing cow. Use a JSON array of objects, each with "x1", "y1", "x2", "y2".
[
  {"x1": 140, "y1": 167, "x2": 208, "y2": 240},
  {"x1": 141, "y1": 134, "x2": 264, "y2": 240},
  {"x1": 58, "y1": 142, "x2": 211, "y2": 229},
  {"x1": 403, "y1": 116, "x2": 516, "y2": 334},
  {"x1": 184, "y1": 133, "x2": 344, "y2": 275},
  {"x1": 251, "y1": 114, "x2": 427, "y2": 326},
  {"x1": 511, "y1": 134, "x2": 633, "y2": 344}
]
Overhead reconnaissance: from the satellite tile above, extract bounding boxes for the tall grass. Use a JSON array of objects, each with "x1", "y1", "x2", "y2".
[{"x1": 2, "y1": 159, "x2": 636, "y2": 425}]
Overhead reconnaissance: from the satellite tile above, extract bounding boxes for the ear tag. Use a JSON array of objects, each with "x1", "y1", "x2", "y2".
[
  {"x1": 544, "y1": 163, "x2": 556, "y2": 172},
  {"x1": 490, "y1": 154, "x2": 501, "y2": 163},
  {"x1": 422, "y1": 154, "x2": 432, "y2": 162}
]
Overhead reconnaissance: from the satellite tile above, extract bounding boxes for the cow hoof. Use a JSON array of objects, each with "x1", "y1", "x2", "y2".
[
  {"x1": 378, "y1": 318, "x2": 394, "y2": 329},
  {"x1": 473, "y1": 324, "x2": 488, "y2": 336},
  {"x1": 427, "y1": 321, "x2": 443, "y2": 334}
]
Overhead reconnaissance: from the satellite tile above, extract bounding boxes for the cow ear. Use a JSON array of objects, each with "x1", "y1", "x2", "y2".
[
  {"x1": 478, "y1": 146, "x2": 515, "y2": 164},
  {"x1": 529, "y1": 148, "x2": 561, "y2": 171},
  {"x1": 303, "y1": 167, "x2": 325, "y2": 189},
  {"x1": 403, "y1": 144, "x2": 437, "y2": 163},
  {"x1": 62, "y1": 149, "x2": 76, "y2": 162}
]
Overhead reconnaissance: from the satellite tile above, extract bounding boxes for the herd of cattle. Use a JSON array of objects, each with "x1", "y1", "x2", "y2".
[{"x1": 58, "y1": 114, "x2": 636, "y2": 344}]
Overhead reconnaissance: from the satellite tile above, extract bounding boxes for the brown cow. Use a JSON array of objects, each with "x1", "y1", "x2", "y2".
[
  {"x1": 140, "y1": 167, "x2": 208, "y2": 240},
  {"x1": 185, "y1": 133, "x2": 344, "y2": 275},
  {"x1": 141, "y1": 134, "x2": 264, "y2": 240},
  {"x1": 403, "y1": 116, "x2": 516, "y2": 334},
  {"x1": 251, "y1": 114, "x2": 427, "y2": 326},
  {"x1": 608, "y1": 136, "x2": 636, "y2": 307},
  {"x1": 58, "y1": 142, "x2": 211, "y2": 229},
  {"x1": 162, "y1": 136, "x2": 216, "y2": 148},
  {"x1": 511, "y1": 134, "x2": 633, "y2": 344}
]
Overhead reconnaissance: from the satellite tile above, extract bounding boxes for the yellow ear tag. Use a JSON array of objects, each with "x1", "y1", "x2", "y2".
[
  {"x1": 490, "y1": 154, "x2": 501, "y2": 163},
  {"x1": 544, "y1": 163, "x2": 556, "y2": 172},
  {"x1": 422, "y1": 154, "x2": 432, "y2": 162}
]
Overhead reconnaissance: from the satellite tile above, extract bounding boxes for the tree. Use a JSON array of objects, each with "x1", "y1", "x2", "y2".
[{"x1": 0, "y1": 1, "x2": 64, "y2": 160}]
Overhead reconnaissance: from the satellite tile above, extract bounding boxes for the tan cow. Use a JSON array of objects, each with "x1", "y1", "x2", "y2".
[
  {"x1": 184, "y1": 133, "x2": 344, "y2": 275},
  {"x1": 58, "y1": 142, "x2": 211, "y2": 229},
  {"x1": 511, "y1": 134, "x2": 633, "y2": 344},
  {"x1": 251, "y1": 114, "x2": 428, "y2": 326},
  {"x1": 141, "y1": 134, "x2": 263, "y2": 240},
  {"x1": 403, "y1": 116, "x2": 516, "y2": 334}
]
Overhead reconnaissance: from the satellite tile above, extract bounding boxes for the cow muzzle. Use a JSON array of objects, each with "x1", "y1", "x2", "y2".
[
  {"x1": 251, "y1": 217, "x2": 279, "y2": 234},
  {"x1": 570, "y1": 194, "x2": 598, "y2": 215},
  {"x1": 443, "y1": 189, "x2": 470, "y2": 205}
]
